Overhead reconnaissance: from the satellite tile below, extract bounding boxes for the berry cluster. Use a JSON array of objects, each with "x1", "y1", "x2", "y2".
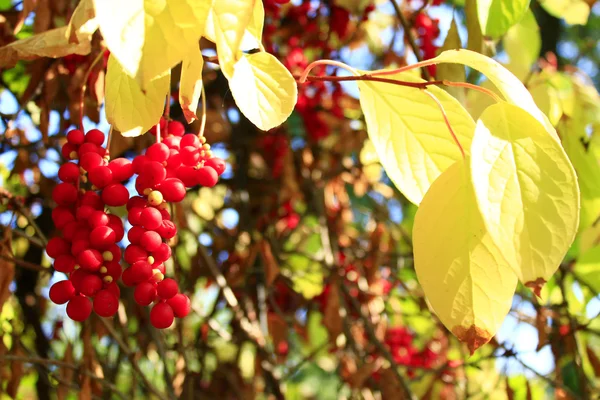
[
  {"x1": 49, "y1": 128, "x2": 131, "y2": 321},
  {"x1": 121, "y1": 118, "x2": 226, "y2": 329},
  {"x1": 413, "y1": 12, "x2": 441, "y2": 76},
  {"x1": 384, "y1": 326, "x2": 439, "y2": 375}
]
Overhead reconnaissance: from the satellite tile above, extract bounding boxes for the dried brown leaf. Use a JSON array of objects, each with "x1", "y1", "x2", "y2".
[
  {"x1": 380, "y1": 368, "x2": 405, "y2": 400},
  {"x1": 347, "y1": 358, "x2": 382, "y2": 389},
  {"x1": 323, "y1": 284, "x2": 343, "y2": 343},
  {"x1": 0, "y1": 227, "x2": 14, "y2": 311},
  {"x1": 0, "y1": 26, "x2": 90, "y2": 69},
  {"x1": 65, "y1": 0, "x2": 97, "y2": 44}
]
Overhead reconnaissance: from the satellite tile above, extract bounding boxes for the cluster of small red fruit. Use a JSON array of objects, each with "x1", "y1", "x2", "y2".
[{"x1": 47, "y1": 120, "x2": 225, "y2": 329}]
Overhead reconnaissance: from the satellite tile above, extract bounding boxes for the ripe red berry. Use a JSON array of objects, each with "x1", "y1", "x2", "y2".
[
  {"x1": 163, "y1": 136, "x2": 181, "y2": 150},
  {"x1": 166, "y1": 151, "x2": 182, "y2": 170},
  {"x1": 102, "y1": 183, "x2": 129, "y2": 206},
  {"x1": 180, "y1": 134, "x2": 199, "y2": 148},
  {"x1": 105, "y1": 281, "x2": 121, "y2": 298},
  {"x1": 71, "y1": 239, "x2": 90, "y2": 256},
  {"x1": 205, "y1": 158, "x2": 226, "y2": 176},
  {"x1": 102, "y1": 261, "x2": 123, "y2": 280},
  {"x1": 140, "y1": 231, "x2": 162, "y2": 252},
  {"x1": 157, "y1": 178, "x2": 186, "y2": 202},
  {"x1": 88, "y1": 210, "x2": 109, "y2": 227},
  {"x1": 150, "y1": 302, "x2": 174, "y2": 329},
  {"x1": 152, "y1": 243, "x2": 172, "y2": 263},
  {"x1": 156, "y1": 220, "x2": 177, "y2": 239},
  {"x1": 134, "y1": 281, "x2": 157, "y2": 305},
  {"x1": 66, "y1": 129, "x2": 85, "y2": 145},
  {"x1": 157, "y1": 278, "x2": 178, "y2": 299},
  {"x1": 132, "y1": 155, "x2": 148, "y2": 174},
  {"x1": 67, "y1": 295, "x2": 92, "y2": 322},
  {"x1": 124, "y1": 245, "x2": 148, "y2": 264},
  {"x1": 121, "y1": 267, "x2": 136, "y2": 286},
  {"x1": 149, "y1": 117, "x2": 167, "y2": 137},
  {"x1": 54, "y1": 254, "x2": 76, "y2": 273},
  {"x1": 146, "y1": 143, "x2": 170, "y2": 163},
  {"x1": 167, "y1": 294, "x2": 191, "y2": 318},
  {"x1": 130, "y1": 260, "x2": 153, "y2": 284},
  {"x1": 80, "y1": 191, "x2": 104, "y2": 210},
  {"x1": 167, "y1": 121, "x2": 185, "y2": 137},
  {"x1": 139, "y1": 161, "x2": 167, "y2": 188},
  {"x1": 62, "y1": 142, "x2": 78, "y2": 160},
  {"x1": 58, "y1": 162, "x2": 80, "y2": 183},
  {"x1": 128, "y1": 207, "x2": 144, "y2": 226},
  {"x1": 103, "y1": 244, "x2": 121, "y2": 262},
  {"x1": 52, "y1": 183, "x2": 78, "y2": 206},
  {"x1": 93, "y1": 289, "x2": 119, "y2": 317},
  {"x1": 107, "y1": 214, "x2": 124, "y2": 241},
  {"x1": 176, "y1": 165, "x2": 197, "y2": 187},
  {"x1": 69, "y1": 269, "x2": 89, "y2": 292},
  {"x1": 80, "y1": 151, "x2": 103, "y2": 171},
  {"x1": 85, "y1": 129, "x2": 105, "y2": 146},
  {"x1": 89, "y1": 226, "x2": 116, "y2": 249},
  {"x1": 108, "y1": 158, "x2": 134, "y2": 182},
  {"x1": 76, "y1": 205, "x2": 95, "y2": 221},
  {"x1": 46, "y1": 237, "x2": 70, "y2": 258},
  {"x1": 140, "y1": 207, "x2": 162, "y2": 230},
  {"x1": 195, "y1": 166, "x2": 218, "y2": 187},
  {"x1": 52, "y1": 207, "x2": 75, "y2": 229},
  {"x1": 77, "y1": 249, "x2": 103, "y2": 271},
  {"x1": 79, "y1": 274, "x2": 103, "y2": 296},
  {"x1": 88, "y1": 166, "x2": 113, "y2": 188},
  {"x1": 180, "y1": 146, "x2": 200, "y2": 166},
  {"x1": 127, "y1": 196, "x2": 147, "y2": 210},
  {"x1": 127, "y1": 226, "x2": 146, "y2": 244},
  {"x1": 49, "y1": 280, "x2": 76, "y2": 304}
]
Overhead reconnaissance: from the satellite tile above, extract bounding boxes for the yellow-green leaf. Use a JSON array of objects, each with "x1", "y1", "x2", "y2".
[
  {"x1": 207, "y1": 0, "x2": 256, "y2": 79},
  {"x1": 413, "y1": 158, "x2": 517, "y2": 354},
  {"x1": 65, "y1": 0, "x2": 97, "y2": 44},
  {"x1": 432, "y1": 49, "x2": 558, "y2": 141},
  {"x1": 503, "y1": 10, "x2": 540, "y2": 80},
  {"x1": 539, "y1": 0, "x2": 590, "y2": 25},
  {"x1": 358, "y1": 71, "x2": 475, "y2": 205},
  {"x1": 93, "y1": 0, "x2": 210, "y2": 89},
  {"x1": 465, "y1": 0, "x2": 484, "y2": 53},
  {"x1": 229, "y1": 52, "x2": 297, "y2": 131},
  {"x1": 204, "y1": 0, "x2": 264, "y2": 52},
  {"x1": 437, "y1": 18, "x2": 466, "y2": 103},
  {"x1": 105, "y1": 55, "x2": 170, "y2": 137},
  {"x1": 470, "y1": 103, "x2": 579, "y2": 294},
  {"x1": 0, "y1": 27, "x2": 91, "y2": 68},
  {"x1": 179, "y1": 48, "x2": 204, "y2": 123},
  {"x1": 477, "y1": 0, "x2": 531, "y2": 38}
]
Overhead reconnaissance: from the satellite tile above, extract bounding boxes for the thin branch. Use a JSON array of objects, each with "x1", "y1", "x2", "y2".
[
  {"x1": 79, "y1": 50, "x2": 106, "y2": 131},
  {"x1": 422, "y1": 89, "x2": 465, "y2": 158},
  {"x1": 0, "y1": 253, "x2": 48, "y2": 273}
]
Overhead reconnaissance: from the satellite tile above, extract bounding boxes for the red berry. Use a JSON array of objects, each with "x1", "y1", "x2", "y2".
[
  {"x1": 88, "y1": 166, "x2": 113, "y2": 188},
  {"x1": 195, "y1": 166, "x2": 218, "y2": 187},
  {"x1": 127, "y1": 226, "x2": 146, "y2": 244},
  {"x1": 71, "y1": 239, "x2": 90, "y2": 256},
  {"x1": 107, "y1": 214, "x2": 124, "y2": 241},
  {"x1": 156, "y1": 220, "x2": 177, "y2": 239},
  {"x1": 79, "y1": 274, "x2": 103, "y2": 296},
  {"x1": 77, "y1": 249, "x2": 103, "y2": 271},
  {"x1": 205, "y1": 158, "x2": 226, "y2": 176},
  {"x1": 54, "y1": 254, "x2": 76, "y2": 273},
  {"x1": 127, "y1": 196, "x2": 147, "y2": 210},
  {"x1": 52, "y1": 183, "x2": 78, "y2": 206},
  {"x1": 103, "y1": 261, "x2": 122, "y2": 280},
  {"x1": 140, "y1": 231, "x2": 162, "y2": 252},
  {"x1": 81, "y1": 191, "x2": 104, "y2": 210},
  {"x1": 58, "y1": 162, "x2": 80, "y2": 183},
  {"x1": 166, "y1": 151, "x2": 182, "y2": 170},
  {"x1": 121, "y1": 267, "x2": 136, "y2": 287},
  {"x1": 157, "y1": 278, "x2": 178, "y2": 299},
  {"x1": 149, "y1": 117, "x2": 167, "y2": 137},
  {"x1": 85, "y1": 129, "x2": 105, "y2": 146},
  {"x1": 62, "y1": 221, "x2": 81, "y2": 241},
  {"x1": 163, "y1": 136, "x2": 181, "y2": 150},
  {"x1": 167, "y1": 121, "x2": 185, "y2": 137},
  {"x1": 93, "y1": 289, "x2": 119, "y2": 317},
  {"x1": 152, "y1": 243, "x2": 171, "y2": 263},
  {"x1": 176, "y1": 166, "x2": 197, "y2": 187},
  {"x1": 89, "y1": 226, "x2": 116, "y2": 249},
  {"x1": 132, "y1": 155, "x2": 148, "y2": 174},
  {"x1": 180, "y1": 134, "x2": 199, "y2": 148},
  {"x1": 108, "y1": 158, "x2": 134, "y2": 182},
  {"x1": 104, "y1": 244, "x2": 122, "y2": 262},
  {"x1": 69, "y1": 269, "x2": 89, "y2": 292},
  {"x1": 105, "y1": 282, "x2": 121, "y2": 298},
  {"x1": 80, "y1": 151, "x2": 103, "y2": 171},
  {"x1": 140, "y1": 207, "x2": 162, "y2": 230},
  {"x1": 124, "y1": 245, "x2": 148, "y2": 264},
  {"x1": 62, "y1": 142, "x2": 78, "y2": 160},
  {"x1": 139, "y1": 161, "x2": 166, "y2": 188},
  {"x1": 134, "y1": 281, "x2": 157, "y2": 305},
  {"x1": 102, "y1": 184, "x2": 129, "y2": 207},
  {"x1": 67, "y1": 129, "x2": 85, "y2": 145},
  {"x1": 67, "y1": 295, "x2": 92, "y2": 321},
  {"x1": 150, "y1": 302, "x2": 174, "y2": 329},
  {"x1": 167, "y1": 294, "x2": 191, "y2": 318},
  {"x1": 49, "y1": 280, "x2": 75, "y2": 304},
  {"x1": 47, "y1": 237, "x2": 71, "y2": 258},
  {"x1": 52, "y1": 207, "x2": 75, "y2": 229},
  {"x1": 128, "y1": 207, "x2": 144, "y2": 226},
  {"x1": 146, "y1": 143, "x2": 170, "y2": 163},
  {"x1": 88, "y1": 210, "x2": 109, "y2": 227},
  {"x1": 180, "y1": 146, "x2": 199, "y2": 166},
  {"x1": 157, "y1": 178, "x2": 186, "y2": 202},
  {"x1": 130, "y1": 260, "x2": 152, "y2": 283},
  {"x1": 76, "y1": 205, "x2": 95, "y2": 221}
]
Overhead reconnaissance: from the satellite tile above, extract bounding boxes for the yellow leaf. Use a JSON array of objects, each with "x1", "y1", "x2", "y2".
[
  {"x1": 0, "y1": 27, "x2": 90, "y2": 68},
  {"x1": 179, "y1": 48, "x2": 204, "y2": 123},
  {"x1": 204, "y1": 0, "x2": 264, "y2": 52},
  {"x1": 437, "y1": 18, "x2": 466, "y2": 103},
  {"x1": 333, "y1": 0, "x2": 373, "y2": 14},
  {"x1": 470, "y1": 103, "x2": 579, "y2": 294},
  {"x1": 93, "y1": 0, "x2": 210, "y2": 89},
  {"x1": 65, "y1": 0, "x2": 97, "y2": 44},
  {"x1": 229, "y1": 52, "x2": 297, "y2": 131},
  {"x1": 465, "y1": 79, "x2": 498, "y2": 120},
  {"x1": 539, "y1": 0, "x2": 590, "y2": 25},
  {"x1": 503, "y1": 10, "x2": 540, "y2": 79},
  {"x1": 413, "y1": 158, "x2": 517, "y2": 354},
  {"x1": 207, "y1": 0, "x2": 256, "y2": 79},
  {"x1": 358, "y1": 71, "x2": 475, "y2": 205},
  {"x1": 104, "y1": 55, "x2": 170, "y2": 137},
  {"x1": 431, "y1": 49, "x2": 558, "y2": 142}
]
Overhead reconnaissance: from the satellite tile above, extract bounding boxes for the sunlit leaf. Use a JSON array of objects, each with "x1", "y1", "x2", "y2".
[
  {"x1": 540, "y1": 0, "x2": 590, "y2": 25},
  {"x1": 179, "y1": 47, "x2": 204, "y2": 123},
  {"x1": 477, "y1": 0, "x2": 530, "y2": 38},
  {"x1": 503, "y1": 10, "x2": 540, "y2": 79},
  {"x1": 437, "y1": 18, "x2": 466, "y2": 103},
  {"x1": 65, "y1": 0, "x2": 97, "y2": 44}
]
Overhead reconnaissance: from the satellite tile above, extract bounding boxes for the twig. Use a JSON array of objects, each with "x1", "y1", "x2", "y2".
[{"x1": 0, "y1": 253, "x2": 47, "y2": 273}]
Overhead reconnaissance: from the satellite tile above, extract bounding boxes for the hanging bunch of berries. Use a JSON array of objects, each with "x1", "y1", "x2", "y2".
[
  {"x1": 48, "y1": 118, "x2": 227, "y2": 329},
  {"x1": 49, "y1": 128, "x2": 131, "y2": 321}
]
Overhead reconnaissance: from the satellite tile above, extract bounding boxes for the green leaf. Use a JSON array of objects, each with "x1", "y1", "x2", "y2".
[
  {"x1": 470, "y1": 103, "x2": 579, "y2": 292},
  {"x1": 575, "y1": 246, "x2": 600, "y2": 293},
  {"x1": 539, "y1": 0, "x2": 590, "y2": 25},
  {"x1": 465, "y1": 0, "x2": 484, "y2": 53},
  {"x1": 477, "y1": 0, "x2": 530, "y2": 38},
  {"x1": 104, "y1": 55, "x2": 170, "y2": 137},
  {"x1": 229, "y1": 52, "x2": 297, "y2": 131},
  {"x1": 503, "y1": 10, "x2": 540, "y2": 79},
  {"x1": 93, "y1": 0, "x2": 210, "y2": 89},
  {"x1": 357, "y1": 71, "x2": 475, "y2": 205},
  {"x1": 413, "y1": 158, "x2": 518, "y2": 354}
]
